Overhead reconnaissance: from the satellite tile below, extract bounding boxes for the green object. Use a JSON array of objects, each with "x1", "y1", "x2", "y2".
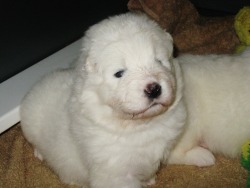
[
  {"x1": 234, "y1": 7, "x2": 250, "y2": 53},
  {"x1": 241, "y1": 140, "x2": 250, "y2": 187}
]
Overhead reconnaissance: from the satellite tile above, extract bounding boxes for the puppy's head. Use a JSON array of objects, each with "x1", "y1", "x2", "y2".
[{"x1": 77, "y1": 13, "x2": 179, "y2": 120}]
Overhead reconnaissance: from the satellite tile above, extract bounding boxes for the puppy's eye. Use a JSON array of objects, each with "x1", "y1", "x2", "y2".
[{"x1": 114, "y1": 70, "x2": 125, "y2": 78}]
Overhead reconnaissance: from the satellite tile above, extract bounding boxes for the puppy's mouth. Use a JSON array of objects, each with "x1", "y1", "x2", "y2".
[
  {"x1": 130, "y1": 102, "x2": 169, "y2": 119},
  {"x1": 111, "y1": 91, "x2": 176, "y2": 120}
]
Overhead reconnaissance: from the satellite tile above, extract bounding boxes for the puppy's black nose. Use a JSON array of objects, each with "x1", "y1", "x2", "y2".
[{"x1": 144, "y1": 82, "x2": 162, "y2": 99}]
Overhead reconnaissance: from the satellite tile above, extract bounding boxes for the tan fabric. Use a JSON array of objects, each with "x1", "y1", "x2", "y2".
[{"x1": 0, "y1": 124, "x2": 247, "y2": 188}]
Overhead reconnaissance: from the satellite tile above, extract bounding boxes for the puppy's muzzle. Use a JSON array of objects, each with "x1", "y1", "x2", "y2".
[{"x1": 144, "y1": 82, "x2": 162, "y2": 99}]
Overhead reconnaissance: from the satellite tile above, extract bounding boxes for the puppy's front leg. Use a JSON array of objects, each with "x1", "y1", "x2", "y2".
[
  {"x1": 168, "y1": 131, "x2": 215, "y2": 167},
  {"x1": 90, "y1": 171, "x2": 142, "y2": 188}
]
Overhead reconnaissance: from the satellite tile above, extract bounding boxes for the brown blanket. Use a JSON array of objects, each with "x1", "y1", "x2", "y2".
[{"x1": 0, "y1": 124, "x2": 247, "y2": 187}]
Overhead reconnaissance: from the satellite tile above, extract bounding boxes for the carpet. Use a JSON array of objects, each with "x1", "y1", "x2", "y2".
[{"x1": 0, "y1": 124, "x2": 247, "y2": 187}]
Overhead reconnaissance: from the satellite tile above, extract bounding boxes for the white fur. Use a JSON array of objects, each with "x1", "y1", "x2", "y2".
[
  {"x1": 168, "y1": 48, "x2": 250, "y2": 167},
  {"x1": 20, "y1": 13, "x2": 186, "y2": 188}
]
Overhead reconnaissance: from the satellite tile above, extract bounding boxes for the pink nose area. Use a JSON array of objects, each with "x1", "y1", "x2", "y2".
[{"x1": 144, "y1": 82, "x2": 162, "y2": 99}]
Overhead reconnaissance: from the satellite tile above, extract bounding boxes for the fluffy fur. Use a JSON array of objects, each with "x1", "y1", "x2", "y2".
[
  {"x1": 168, "y1": 48, "x2": 250, "y2": 167},
  {"x1": 20, "y1": 13, "x2": 186, "y2": 188}
]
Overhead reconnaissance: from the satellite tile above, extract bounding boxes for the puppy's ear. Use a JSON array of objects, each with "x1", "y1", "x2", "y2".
[{"x1": 164, "y1": 32, "x2": 174, "y2": 58}]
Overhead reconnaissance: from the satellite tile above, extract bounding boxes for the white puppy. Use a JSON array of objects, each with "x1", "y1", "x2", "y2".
[
  {"x1": 168, "y1": 48, "x2": 250, "y2": 167},
  {"x1": 20, "y1": 13, "x2": 186, "y2": 187}
]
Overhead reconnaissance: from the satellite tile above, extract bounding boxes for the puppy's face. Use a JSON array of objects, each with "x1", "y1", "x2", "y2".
[{"x1": 83, "y1": 30, "x2": 176, "y2": 120}]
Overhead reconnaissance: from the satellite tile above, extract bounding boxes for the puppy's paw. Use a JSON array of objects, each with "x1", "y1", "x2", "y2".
[
  {"x1": 142, "y1": 176, "x2": 156, "y2": 186},
  {"x1": 34, "y1": 148, "x2": 44, "y2": 161},
  {"x1": 146, "y1": 177, "x2": 156, "y2": 186},
  {"x1": 168, "y1": 146, "x2": 215, "y2": 167},
  {"x1": 185, "y1": 147, "x2": 215, "y2": 167}
]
